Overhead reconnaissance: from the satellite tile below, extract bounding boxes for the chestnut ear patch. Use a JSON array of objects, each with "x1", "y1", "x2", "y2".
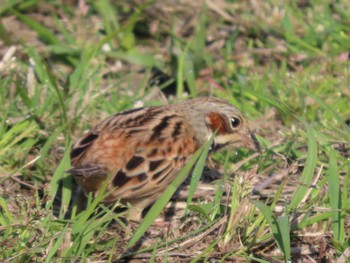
[{"x1": 207, "y1": 112, "x2": 229, "y2": 134}]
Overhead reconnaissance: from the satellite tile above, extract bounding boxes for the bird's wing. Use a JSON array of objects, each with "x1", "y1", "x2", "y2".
[{"x1": 68, "y1": 106, "x2": 199, "y2": 203}]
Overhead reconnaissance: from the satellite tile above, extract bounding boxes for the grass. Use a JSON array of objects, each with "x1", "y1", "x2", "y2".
[{"x1": 0, "y1": 0, "x2": 350, "y2": 262}]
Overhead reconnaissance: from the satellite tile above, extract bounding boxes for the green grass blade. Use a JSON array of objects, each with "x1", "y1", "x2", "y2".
[
  {"x1": 0, "y1": 0, "x2": 22, "y2": 15},
  {"x1": 250, "y1": 257, "x2": 272, "y2": 263},
  {"x1": 0, "y1": 120, "x2": 37, "y2": 158},
  {"x1": 37, "y1": 122, "x2": 70, "y2": 171},
  {"x1": 12, "y1": 10, "x2": 60, "y2": 45},
  {"x1": 176, "y1": 42, "x2": 185, "y2": 96},
  {"x1": 192, "y1": 6, "x2": 206, "y2": 58},
  {"x1": 301, "y1": 89, "x2": 350, "y2": 133},
  {"x1": 47, "y1": 147, "x2": 71, "y2": 211},
  {"x1": 328, "y1": 149, "x2": 344, "y2": 243},
  {"x1": 150, "y1": 241, "x2": 158, "y2": 263},
  {"x1": 60, "y1": 167, "x2": 73, "y2": 219},
  {"x1": 211, "y1": 152, "x2": 230, "y2": 220},
  {"x1": 183, "y1": 54, "x2": 196, "y2": 96},
  {"x1": 298, "y1": 211, "x2": 333, "y2": 228},
  {"x1": 190, "y1": 238, "x2": 219, "y2": 263},
  {"x1": 25, "y1": 47, "x2": 68, "y2": 128},
  {"x1": 288, "y1": 127, "x2": 317, "y2": 210},
  {"x1": 187, "y1": 204, "x2": 211, "y2": 221},
  {"x1": 68, "y1": 45, "x2": 99, "y2": 90},
  {"x1": 107, "y1": 50, "x2": 158, "y2": 67},
  {"x1": 341, "y1": 166, "x2": 349, "y2": 240},
  {"x1": 186, "y1": 134, "x2": 213, "y2": 208},
  {"x1": 224, "y1": 172, "x2": 240, "y2": 243},
  {"x1": 277, "y1": 215, "x2": 291, "y2": 262},
  {"x1": 45, "y1": 226, "x2": 68, "y2": 263},
  {"x1": 252, "y1": 200, "x2": 290, "y2": 259},
  {"x1": 0, "y1": 196, "x2": 14, "y2": 225},
  {"x1": 94, "y1": 0, "x2": 120, "y2": 40}
]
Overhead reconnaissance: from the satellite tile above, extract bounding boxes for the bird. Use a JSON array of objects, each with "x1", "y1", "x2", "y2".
[{"x1": 67, "y1": 97, "x2": 260, "y2": 219}]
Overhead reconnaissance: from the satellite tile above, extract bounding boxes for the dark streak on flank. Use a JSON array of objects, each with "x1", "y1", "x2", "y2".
[
  {"x1": 127, "y1": 129, "x2": 143, "y2": 134},
  {"x1": 152, "y1": 170, "x2": 163, "y2": 180},
  {"x1": 80, "y1": 133, "x2": 98, "y2": 145},
  {"x1": 135, "y1": 173, "x2": 147, "y2": 182},
  {"x1": 120, "y1": 109, "x2": 163, "y2": 128},
  {"x1": 125, "y1": 156, "x2": 145, "y2": 171},
  {"x1": 172, "y1": 122, "x2": 182, "y2": 139},
  {"x1": 152, "y1": 164, "x2": 171, "y2": 180},
  {"x1": 148, "y1": 148, "x2": 158, "y2": 157},
  {"x1": 113, "y1": 170, "x2": 131, "y2": 187},
  {"x1": 131, "y1": 111, "x2": 156, "y2": 124},
  {"x1": 131, "y1": 182, "x2": 148, "y2": 192},
  {"x1": 150, "y1": 115, "x2": 177, "y2": 141},
  {"x1": 149, "y1": 160, "x2": 163, "y2": 172},
  {"x1": 174, "y1": 156, "x2": 186, "y2": 162},
  {"x1": 123, "y1": 114, "x2": 149, "y2": 126},
  {"x1": 156, "y1": 169, "x2": 173, "y2": 184},
  {"x1": 163, "y1": 147, "x2": 171, "y2": 154},
  {"x1": 114, "y1": 107, "x2": 145, "y2": 116},
  {"x1": 70, "y1": 146, "x2": 88, "y2": 159}
]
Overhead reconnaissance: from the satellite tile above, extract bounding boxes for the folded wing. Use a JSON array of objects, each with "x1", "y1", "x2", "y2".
[{"x1": 68, "y1": 106, "x2": 199, "y2": 206}]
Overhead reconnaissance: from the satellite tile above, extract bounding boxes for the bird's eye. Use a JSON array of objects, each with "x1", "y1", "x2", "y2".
[{"x1": 230, "y1": 117, "x2": 241, "y2": 128}]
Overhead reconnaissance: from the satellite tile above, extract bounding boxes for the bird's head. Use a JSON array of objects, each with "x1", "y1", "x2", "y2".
[{"x1": 182, "y1": 97, "x2": 261, "y2": 153}]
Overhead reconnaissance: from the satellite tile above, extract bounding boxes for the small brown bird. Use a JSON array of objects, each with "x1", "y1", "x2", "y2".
[{"x1": 67, "y1": 97, "x2": 260, "y2": 218}]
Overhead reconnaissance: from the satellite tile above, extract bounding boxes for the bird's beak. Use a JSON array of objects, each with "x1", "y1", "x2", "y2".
[{"x1": 244, "y1": 132, "x2": 261, "y2": 152}]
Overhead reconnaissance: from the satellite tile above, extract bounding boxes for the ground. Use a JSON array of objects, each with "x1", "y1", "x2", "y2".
[{"x1": 0, "y1": 0, "x2": 350, "y2": 262}]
